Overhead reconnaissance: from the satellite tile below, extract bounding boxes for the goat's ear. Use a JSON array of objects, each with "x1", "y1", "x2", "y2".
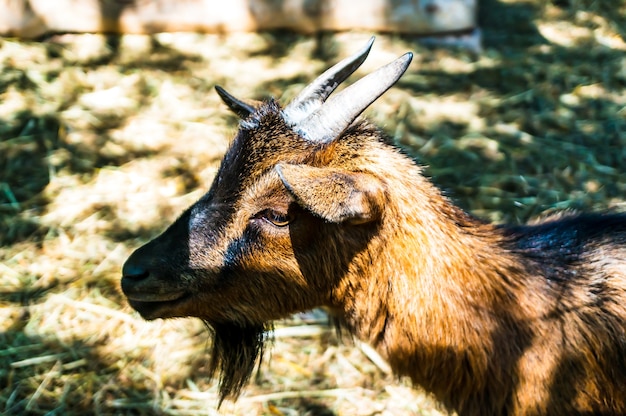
[{"x1": 275, "y1": 164, "x2": 384, "y2": 224}]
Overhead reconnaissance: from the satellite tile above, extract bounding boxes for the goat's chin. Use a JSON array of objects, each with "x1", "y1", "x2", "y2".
[{"x1": 127, "y1": 294, "x2": 192, "y2": 320}]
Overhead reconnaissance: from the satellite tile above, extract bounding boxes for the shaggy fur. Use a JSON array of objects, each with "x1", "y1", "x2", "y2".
[
  {"x1": 206, "y1": 322, "x2": 271, "y2": 403},
  {"x1": 122, "y1": 62, "x2": 626, "y2": 415}
]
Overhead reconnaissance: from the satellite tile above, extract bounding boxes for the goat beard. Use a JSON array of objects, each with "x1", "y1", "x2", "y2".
[{"x1": 204, "y1": 320, "x2": 273, "y2": 405}]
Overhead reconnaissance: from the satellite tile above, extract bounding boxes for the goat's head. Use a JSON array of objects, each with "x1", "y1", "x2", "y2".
[{"x1": 121, "y1": 37, "x2": 412, "y2": 401}]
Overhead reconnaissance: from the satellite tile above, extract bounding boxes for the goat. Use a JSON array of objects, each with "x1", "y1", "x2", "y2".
[{"x1": 121, "y1": 37, "x2": 626, "y2": 415}]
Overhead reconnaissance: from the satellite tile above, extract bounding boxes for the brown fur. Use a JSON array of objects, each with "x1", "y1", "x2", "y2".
[{"x1": 122, "y1": 98, "x2": 626, "y2": 415}]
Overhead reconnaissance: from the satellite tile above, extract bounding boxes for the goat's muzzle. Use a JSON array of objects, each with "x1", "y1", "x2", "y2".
[{"x1": 121, "y1": 247, "x2": 191, "y2": 320}]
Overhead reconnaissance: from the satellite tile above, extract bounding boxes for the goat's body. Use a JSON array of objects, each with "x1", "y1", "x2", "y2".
[
  {"x1": 322, "y1": 124, "x2": 626, "y2": 415},
  {"x1": 121, "y1": 40, "x2": 626, "y2": 415}
]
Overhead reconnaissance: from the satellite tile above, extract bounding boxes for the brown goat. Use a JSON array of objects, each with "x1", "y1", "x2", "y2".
[{"x1": 121, "y1": 38, "x2": 626, "y2": 415}]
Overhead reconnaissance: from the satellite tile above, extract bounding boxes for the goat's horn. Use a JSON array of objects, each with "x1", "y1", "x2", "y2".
[
  {"x1": 215, "y1": 85, "x2": 256, "y2": 119},
  {"x1": 283, "y1": 36, "x2": 375, "y2": 124},
  {"x1": 295, "y1": 52, "x2": 413, "y2": 144}
]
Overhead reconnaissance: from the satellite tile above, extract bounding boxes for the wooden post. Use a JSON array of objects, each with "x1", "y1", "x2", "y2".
[{"x1": 0, "y1": 0, "x2": 477, "y2": 39}]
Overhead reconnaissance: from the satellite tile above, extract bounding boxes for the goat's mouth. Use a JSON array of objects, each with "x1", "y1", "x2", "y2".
[{"x1": 125, "y1": 291, "x2": 191, "y2": 320}]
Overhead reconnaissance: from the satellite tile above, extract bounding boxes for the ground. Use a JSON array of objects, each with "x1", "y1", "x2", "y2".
[{"x1": 1, "y1": 0, "x2": 626, "y2": 415}]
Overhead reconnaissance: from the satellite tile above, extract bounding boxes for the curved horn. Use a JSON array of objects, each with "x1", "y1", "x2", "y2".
[
  {"x1": 215, "y1": 85, "x2": 257, "y2": 119},
  {"x1": 295, "y1": 52, "x2": 413, "y2": 144},
  {"x1": 283, "y1": 37, "x2": 375, "y2": 124}
]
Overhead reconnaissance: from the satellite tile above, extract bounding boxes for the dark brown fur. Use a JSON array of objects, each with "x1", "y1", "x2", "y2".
[
  {"x1": 122, "y1": 94, "x2": 626, "y2": 415},
  {"x1": 206, "y1": 322, "x2": 270, "y2": 403}
]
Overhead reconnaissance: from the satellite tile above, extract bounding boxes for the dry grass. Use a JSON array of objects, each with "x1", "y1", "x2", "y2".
[{"x1": 1, "y1": 0, "x2": 626, "y2": 414}]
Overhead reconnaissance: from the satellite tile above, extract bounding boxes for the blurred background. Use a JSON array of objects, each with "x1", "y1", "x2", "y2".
[{"x1": 1, "y1": 0, "x2": 625, "y2": 414}]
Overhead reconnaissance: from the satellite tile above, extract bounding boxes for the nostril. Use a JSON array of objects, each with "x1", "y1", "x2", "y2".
[{"x1": 122, "y1": 262, "x2": 150, "y2": 280}]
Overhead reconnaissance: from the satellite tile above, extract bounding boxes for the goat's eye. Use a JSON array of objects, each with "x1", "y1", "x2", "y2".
[{"x1": 259, "y1": 210, "x2": 292, "y2": 227}]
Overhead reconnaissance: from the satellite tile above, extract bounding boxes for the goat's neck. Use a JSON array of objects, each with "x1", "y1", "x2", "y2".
[{"x1": 330, "y1": 162, "x2": 544, "y2": 408}]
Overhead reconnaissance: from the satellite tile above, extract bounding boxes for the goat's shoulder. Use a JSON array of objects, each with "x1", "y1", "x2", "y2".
[
  {"x1": 504, "y1": 212, "x2": 626, "y2": 249},
  {"x1": 501, "y1": 212, "x2": 626, "y2": 282}
]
